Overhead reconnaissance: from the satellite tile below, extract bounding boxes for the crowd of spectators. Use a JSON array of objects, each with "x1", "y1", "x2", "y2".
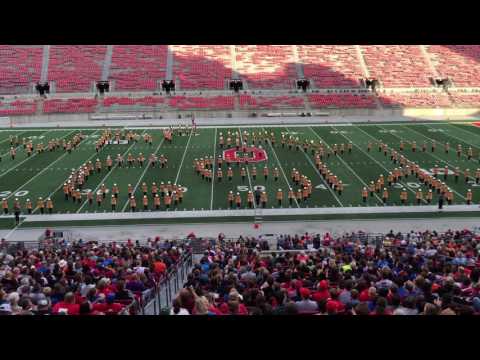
[
  {"x1": 0, "y1": 235, "x2": 189, "y2": 315},
  {"x1": 170, "y1": 229, "x2": 480, "y2": 315}
]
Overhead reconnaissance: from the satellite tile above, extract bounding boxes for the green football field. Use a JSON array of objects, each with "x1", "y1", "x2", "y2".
[{"x1": 1, "y1": 121, "x2": 480, "y2": 219}]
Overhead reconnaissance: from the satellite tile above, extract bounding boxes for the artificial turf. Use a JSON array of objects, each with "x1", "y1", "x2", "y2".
[{"x1": 1, "y1": 121, "x2": 480, "y2": 221}]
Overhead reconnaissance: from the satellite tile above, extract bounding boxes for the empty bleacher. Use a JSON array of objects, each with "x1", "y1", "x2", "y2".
[
  {"x1": 378, "y1": 92, "x2": 453, "y2": 108},
  {"x1": 426, "y1": 45, "x2": 480, "y2": 87},
  {"x1": 297, "y1": 46, "x2": 363, "y2": 88},
  {"x1": 0, "y1": 99, "x2": 37, "y2": 116},
  {"x1": 0, "y1": 45, "x2": 43, "y2": 95},
  {"x1": 239, "y1": 95, "x2": 305, "y2": 110},
  {"x1": 43, "y1": 98, "x2": 98, "y2": 114},
  {"x1": 307, "y1": 94, "x2": 377, "y2": 109},
  {"x1": 109, "y1": 45, "x2": 168, "y2": 91},
  {"x1": 167, "y1": 96, "x2": 234, "y2": 110},
  {"x1": 48, "y1": 46, "x2": 107, "y2": 92},
  {"x1": 171, "y1": 45, "x2": 232, "y2": 90},
  {"x1": 361, "y1": 46, "x2": 433, "y2": 87},
  {"x1": 235, "y1": 45, "x2": 297, "y2": 89}
]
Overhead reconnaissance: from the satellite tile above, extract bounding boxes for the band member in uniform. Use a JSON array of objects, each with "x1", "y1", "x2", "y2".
[
  {"x1": 37, "y1": 197, "x2": 45, "y2": 214},
  {"x1": 235, "y1": 192, "x2": 242, "y2": 209},
  {"x1": 276, "y1": 189, "x2": 283, "y2": 206},
  {"x1": 247, "y1": 191, "x2": 254, "y2": 209},
  {"x1": 382, "y1": 188, "x2": 389, "y2": 204},
  {"x1": 228, "y1": 191, "x2": 234, "y2": 208},
  {"x1": 25, "y1": 199, "x2": 32, "y2": 214},
  {"x1": 97, "y1": 192, "x2": 103, "y2": 207},
  {"x1": 143, "y1": 195, "x2": 149, "y2": 211},
  {"x1": 362, "y1": 187, "x2": 368, "y2": 203},
  {"x1": 154, "y1": 194, "x2": 161, "y2": 210},
  {"x1": 260, "y1": 191, "x2": 268, "y2": 208},
  {"x1": 400, "y1": 188, "x2": 408, "y2": 205}
]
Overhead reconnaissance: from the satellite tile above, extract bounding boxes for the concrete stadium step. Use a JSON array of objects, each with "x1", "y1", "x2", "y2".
[
  {"x1": 101, "y1": 45, "x2": 114, "y2": 81},
  {"x1": 355, "y1": 45, "x2": 370, "y2": 78},
  {"x1": 40, "y1": 45, "x2": 50, "y2": 83},
  {"x1": 292, "y1": 45, "x2": 305, "y2": 79},
  {"x1": 166, "y1": 46, "x2": 174, "y2": 80},
  {"x1": 419, "y1": 45, "x2": 439, "y2": 79},
  {"x1": 230, "y1": 45, "x2": 240, "y2": 79}
]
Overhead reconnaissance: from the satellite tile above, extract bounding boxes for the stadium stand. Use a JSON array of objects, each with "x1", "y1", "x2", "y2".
[
  {"x1": 297, "y1": 46, "x2": 363, "y2": 88},
  {"x1": 378, "y1": 92, "x2": 453, "y2": 108},
  {"x1": 171, "y1": 45, "x2": 233, "y2": 90},
  {"x1": 0, "y1": 99, "x2": 37, "y2": 116},
  {"x1": 0, "y1": 46, "x2": 43, "y2": 95},
  {"x1": 235, "y1": 45, "x2": 297, "y2": 89},
  {"x1": 426, "y1": 45, "x2": 480, "y2": 87},
  {"x1": 0, "y1": 236, "x2": 191, "y2": 315},
  {"x1": 43, "y1": 98, "x2": 98, "y2": 114},
  {"x1": 361, "y1": 46, "x2": 433, "y2": 87},
  {"x1": 307, "y1": 94, "x2": 377, "y2": 109},
  {"x1": 48, "y1": 46, "x2": 107, "y2": 92},
  {"x1": 239, "y1": 95, "x2": 305, "y2": 110},
  {"x1": 169, "y1": 229, "x2": 480, "y2": 315},
  {"x1": 109, "y1": 45, "x2": 168, "y2": 91},
  {"x1": 449, "y1": 93, "x2": 480, "y2": 107},
  {"x1": 167, "y1": 95, "x2": 234, "y2": 110}
]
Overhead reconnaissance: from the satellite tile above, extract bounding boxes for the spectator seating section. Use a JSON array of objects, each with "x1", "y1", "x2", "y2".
[
  {"x1": 103, "y1": 96, "x2": 165, "y2": 107},
  {"x1": 307, "y1": 94, "x2": 377, "y2": 109},
  {"x1": 109, "y1": 45, "x2": 167, "y2": 91},
  {"x1": 235, "y1": 46, "x2": 297, "y2": 89},
  {"x1": 171, "y1": 45, "x2": 233, "y2": 90},
  {"x1": 43, "y1": 98, "x2": 98, "y2": 114},
  {"x1": 361, "y1": 46, "x2": 433, "y2": 87},
  {"x1": 48, "y1": 46, "x2": 107, "y2": 93},
  {"x1": 0, "y1": 99, "x2": 36, "y2": 116},
  {"x1": 171, "y1": 229, "x2": 480, "y2": 315},
  {"x1": 239, "y1": 95, "x2": 305, "y2": 109},
  {"x1": 378, "y1": 93, "x2": 453, "y2": 108},
  {"x1": 0, "y1": 237, "x2": 189, "y2": 316},
  {"x1": 449, "y1": 93, "x2": 480, "y2": 107},
  {"x1": 297, "y1": 46, "x2": 363, "y2": 88},
  {"x1": 0, "y1": 46, "x2": 42, "y2": 95},
  {"x1": 167, "y1": 96, "x2": 234, "y2": 110},
  {"x1": 426, "y1": 45, "x2": 480, "y2": 87}
]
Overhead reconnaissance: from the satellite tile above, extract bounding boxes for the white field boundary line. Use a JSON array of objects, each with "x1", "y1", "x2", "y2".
[
  {"x1": 6, "y1": 204, "x2": 480, "y2": 223},
  {"x1": 262, "y1": 126, "x2": 300, "y2": 208},
  {"x1": 174, "y1": 128, "x2": 194, "y2": 185},
  {"x1": 393, "y1": 125, "x2": 467, "y2": 200},
  {"x1": 310, "y1": 126, "x2": 384, "y2": 204},
  {"x1": 238, "y1": 127, "x2": 256, "y2": 209},
  {"x1": 31, "y1": 129, "x2": 104, "y2": 214},
  {"x1": 76, "y1": 130, "x2": 148, "y2": 213},
  {"x1": 285, "y1": 126, "x2": 343, "y2": 207},
  {"x1": 120, "y1": 137, "x2": 166, "y2": 212},
  {"x1": 0, "y1": 129, "x2": 53, "y2": 178},
  {"x1": 210, "y1": 127, "x2": 217, "y2": 210},
  {"x1": 3, "y1": 130, "x2": 77, "y2": 200},
  {"x1": 349, "y1": 125, "x2": 428, "y2": 204},
  {"x1": 0, "y1": 122, "x2": 457, "y2": 132}
]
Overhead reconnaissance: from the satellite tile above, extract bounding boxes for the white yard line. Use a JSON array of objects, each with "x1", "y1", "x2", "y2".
[
  {"x1": 285, "y1": 126, "x2": 343, "y2": 207},
  {"x1": 76, "y1": 130, "x2": 148, "y2": 213},
  {"x1": 0, "y1": 129, "x2": 52, "y2": 176},
  {"x1": 238, "y1": 127, "x2": 256, "y2": 209},
  {"x1": 31, "y1": 130, "x2": 103, "y2": 213},
  {"x1": 120, "y1": 138, "x2": 166, "y2": 212},
  {"x1": 353, "y1": 125, "x2": 435, "y2": 203},
  {"x1": 0, "y1": 130, "x2": 28, "y2": 146},
  {"x1": 310, "y1": 126, "x2": 384, "y2": 204},
  {"x1": 174, "y1": 129, "x2": 194, "y2": 185},
  {"x1": 442, "y1": 123, "x2": 480, "y2": 149},
  {"x1": 5, "y1": 130, "x2": 79, "y2": 200},
  {"x1": 262, "y1": 127, "x2": 300, "y2": 208},
  {"x1": 210, "y1": 128, "x2": 217, "y2": 210},
  {"x1": 385, "y1": 124, "x2": 467, "y2": 200}
]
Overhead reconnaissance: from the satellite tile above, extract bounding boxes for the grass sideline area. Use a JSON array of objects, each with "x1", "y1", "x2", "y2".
[{"x1": 1, "y1": 121, "x2": 480, "y2": 227}]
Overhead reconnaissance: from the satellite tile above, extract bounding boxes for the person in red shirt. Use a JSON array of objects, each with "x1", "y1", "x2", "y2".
[
  {"x1": 52, "y1": 292, "x2": 80, "y2": 315},
  {"x1": 154, "y1": 259, "x2": 167, "y2": 275},
  {"x1": 312, "y1": 280, "x2": 330, "y2": 303},
  {"x1": 219, "y1": 293, "x2": 248, "y2": 315},
  {"x1": 325, "y1": 288, "x2": 345, "y2": 314},
  {"x1": 92, "y1": 294, "x2": 124, "y2": 315}
]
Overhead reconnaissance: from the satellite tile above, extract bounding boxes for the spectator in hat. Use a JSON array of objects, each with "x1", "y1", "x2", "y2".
[{"x1": 295, "y1": 288, "x2": 318, "y2": 313}]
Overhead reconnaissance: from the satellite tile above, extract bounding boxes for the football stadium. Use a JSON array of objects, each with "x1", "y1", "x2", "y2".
[{"x1": 1, "y1": 45, "x2": 480, "y2": 316}]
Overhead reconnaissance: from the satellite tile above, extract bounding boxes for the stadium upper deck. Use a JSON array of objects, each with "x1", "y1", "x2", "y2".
[{"x1": 0, "y1": 45, "x2": 480, "y2": 116}]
